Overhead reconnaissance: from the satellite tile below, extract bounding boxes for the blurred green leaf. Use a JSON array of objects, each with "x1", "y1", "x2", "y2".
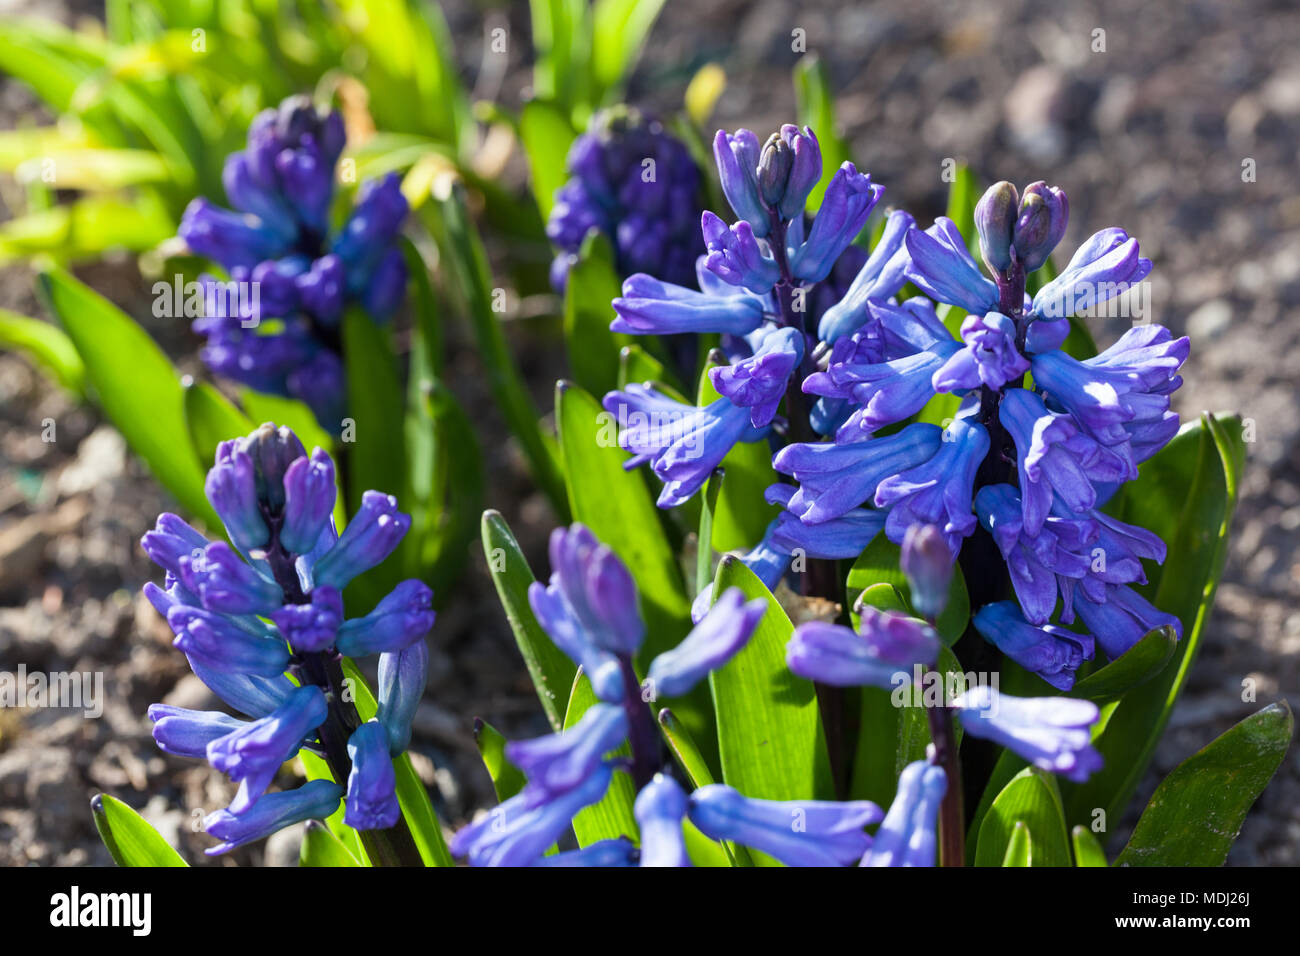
[
  {"x1": 0, "y1": 307, "x2": 85, "y2": 395},
  {"x1": 481, "y1": 509, "x2": 577, "y2": 731},
  {"x1": 182, "y1": 379, "x2": 252, "y2": 470},
  {"x1": 91, "y1": 793, "x2": 187, "y2": 867},
  {"x1": 36, "y1": 266, "x2": 216, "y2": 527},
  {"x1": 684, "y1": 62, "x2": 726, "y2": 128},
  {"x1": 1117, "y1": 702, "x2": 1292, "y2": 866},
  {"x1": 792, "y1": 56, "x2": 850, "y2": 213},
  {"x1": 0, "y1": 194, "x2": 173, "y2": 263},
  {"x1": 474, "y1": 718, "x2": 528, "y2": 802},
  {"x1": 591, "y1": 0, "x2": 668, "y2": 98},
  {"x1": 520, "y1": 99, "x2": 577, "y2": 220},
  {"x1": 562, "y1": 230, "x2": 625, "y2": 397}
]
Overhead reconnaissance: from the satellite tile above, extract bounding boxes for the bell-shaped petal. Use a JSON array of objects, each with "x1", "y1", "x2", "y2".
[
  {"x1": 701, "y1": 212, "x2": 780, "y2": 293},
  {"x1": 611, "y1": 273, "x2": 769, "y2": 336},
  {"x1": 859, "y1": 760, "x2": 946, "y2": 867},
  {"x1": 376, "y1": 642, "x2": 428, "y2": 755},
  {"x1": 788, "y1": 163, "x2": 884, "y2": 283},
  {"x1": 952, "y1": 686, "x2": 1102, "y2": 783},
  {"x1": 1072, "y1": 583, "x2": 1182, "y2": 660},
  {"x1": 311, "y1": 491, "x2": 411, "y2": 590},
  {"x1": 178, "y1": 541, "x2": 283, "y2": 615},
  {"x1": 280, "y1": 447, "x2": 336, "y2": 554},
  {"x1": 646, "y1": 587, "x2": 766, "y2": 698},
  {"x1": 147, "y1": 705, "x2": 246, "y2": 758},
  {"x1": 787, "y1": 607, "x2": 939, "y2": 688},
  {"x1": 817, "y1": 210, "x2": 915, "y2": 342},
  {"x1": 635, "y1": 773, "x2": 691, "y2": 867},
  {"x1": 203, "y1": 779, "x2": 342, "y2": 855},
  {"x1": 207, "y1": 684, "x2": 327, "y2": 812},
  {"x1": 167, "y1": 604, "x2": 289, "y2": 678},
  {"x1": 932, "y1": 312, "x2": 1029, "y2": 393},
  {"x1": 709, "y1": 326, "x2": 804, "y2": 428},
  {"x1": 1030, "y1": 228, "x2": 1152, "y2": 321},
  {"x1": 506, "y1": 704, "x2": 628, "y2": 795},
  {"x1": 336, "y1": 579, "x2": 435, "y2": 656},
  {"x1": 973, "y1": 602, "x2": 1094, "y2": 691},
  {"x1": 344, "y1": 721, "x2": 400, "y2": 831},
  {"x1": 271, "y1": 585, "x2": 344, "y2": 653},
  {"x1": 904, "y1": 217, "x2": 999, "y2": 314}
]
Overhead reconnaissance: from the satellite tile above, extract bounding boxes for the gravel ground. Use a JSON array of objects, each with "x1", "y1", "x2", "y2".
[{"x1": 1, "y1": 0, "x2": 1297, "y2": 865}]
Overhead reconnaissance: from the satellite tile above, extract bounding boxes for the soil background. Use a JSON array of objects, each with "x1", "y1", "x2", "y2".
[{"x1": 1, "y1": 0, "x2": 1297, "y2": 865}]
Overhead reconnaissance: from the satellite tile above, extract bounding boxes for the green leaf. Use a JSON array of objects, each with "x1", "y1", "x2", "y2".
[
  {"x1": 519, "y1": 99, "x2": 577, "y2": 220},
  {"x1": 473, "y1": 718, "x2": 528, "y2": 802},
  {"x1": 658, "y1": 706, "x2": 750, "y2": 867},
  {"x1": 1002, "y1": 821, "x2": 1032, "y2": 867},
  {"x1": 1116, "y1": 702, "x2": 1293, "y2": 866},
  {"x1": 36, "y1": 266, "x2": 215, "y2": 527},
  {"x1": 563, "y1": 230, "x2": 625, "y2": 398},
  {"x1": 696, "y1": 469, "x2": 723, "y2": 596},
  {"x1": 708, "y1": 557, "x2": 834, "y2": 829},
  {"x1": 0, "y1": 306, "x2": 85, "y2": 395},
  {"x1": 342, "y1": 307, "x2": 406, "y2": 507},
  {"x1": 427, "y1": 183, "x2": 567, "y2": 516},
  {"x1": 944, "y1": 162, "x2": 978, "y2": 254},
  {"x1": 1063, "y1": 414, "x2": 1246, "y2": 830},
  {"x1": 792, "y1": 56, "x2": 850, "y2": 213},
  {"x1": 182, "y1": 379, "x2": 252, "y2": 469},
  {"x1": 975, "y1": 767, "x2": 1071, "y2": 868},
  {"x1": 590, "y1": 0, "x2": 668, "y2": 97},
  {"x1": 1069, "y1": 626, "x2": 1177, "y2": 701},
  {"x1": 91, "y1": 793, "x2": 187, "y2": 867},
  {"x1": 239, "y1": 390, "x2": 335, "y2": 457},
  {"x1": 1071, "y1": 825, "x2": 1108, "y2": 867},
  {"x1": 481, "y1": 509, "x2": 577, "y2": 731},
  {"x1": 529, "y1": 0, "x2": 592, "y2": 115},
  {"x1": 846, "y1": 534, "x2": 970, "y2": 645},
  {"x1": 564, "y1": 670, "x2": 639, "y2": 847},
  {"x1": 299, "y1": 819, "x2": 362, "y2": 867}
]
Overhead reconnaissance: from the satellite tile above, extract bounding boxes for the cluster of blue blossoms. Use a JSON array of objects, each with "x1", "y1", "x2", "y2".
[
  {"x1": 178, "y1": 95, "x2": 409, "y2": 431},
  {"x1": 141, "y1": 424, "x2": 432, "y2": 854},
  {"x1": 450, "y1": 524, "x2": 956, "y2": 866},
  {"x1": 546, "y1": 107, "x2": 703, "y2": 291},
  {"x1": 602, "y1": 124, "x2": 1187, "y2": 692}
]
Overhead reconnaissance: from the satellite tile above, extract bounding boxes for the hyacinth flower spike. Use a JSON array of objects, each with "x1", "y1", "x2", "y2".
[{"x1": 141, "y1": 423, "x2": 434, "y2": 862}]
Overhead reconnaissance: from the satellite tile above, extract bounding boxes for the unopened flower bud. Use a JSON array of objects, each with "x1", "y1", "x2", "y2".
[
  {"x1": 901, "y1": 524, "x2": 955, "y2": 620},
  {"x1": 975, "y1": 181, "x2": 1018, "y2": 274},
  {"x1": 1012, "y1": 182, "x2": 1069, "y2": 273},
  {"x1": 757, "y1": 133, "x2": 795, "y2": 207}
]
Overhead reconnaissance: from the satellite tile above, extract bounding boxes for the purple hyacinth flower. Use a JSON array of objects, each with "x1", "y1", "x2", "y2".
[
  {"x1": 701, "y1": 212, "x2": 780, "y2": 293},
  {"x1": 179, "y1": 198, "x2": 290, "y2": 272},
  {"x1": 147, "y1": 705, "x2": 246, "y2": 758},
  {"x1": 542, "y1": 524, "x2": 645, "y2": 657},
  {"x1": 1011, "y1": 181, "x2": 1069, "y2": 273},
  {"x1": 773, "y1": 422, "x2": 942, "y2": 524},
  {"x1": 611, "y1": 273, "x2": 769, "y2": 336},
  {"x1": 788, "y1": 163, "x2": 884, "y2": 283},
  {"x1": 709, "y1": 326, "x2": 804, "y2": 428},
  {"x1": 271, "y1": 585, "x2": 343, "y2": 653},
  {"x1": 362, "y1": 245, "x2": 409, "y2": 320},
  {"x1": 687, "y1": 784, "x2": 883, "y2": 867},
  {"x1": 770, "y1": 124, "x2": 822, "y2": 221},
  {"x1": 786, "y1": 607, "x2": 939, "y2": 689},
  {"x1": 603, "y1": 385, "x2": 766, "y2": 507},
  {"x1": 645, "y1": 587, "x2": 766, "y2": 699},
  {"x1": 805, "y1": 337, "x2": 960, "y2": 438},
  {"x1": 952, "y1": 685, "x2": 1102, "y2": 783},
  {"x1": 167, "y1": 605, "x2": 289, "y2": 678},
  {"x1": 376, "y1": 641, "x2": 428, "y2": 755},
  {"x1": 859, "y1": 760, "x2": 946, "y2": 867},
  {"x1": 178, "y1": 541, "x2": 282, "y2": 615},
  {"x1": 999, "y1": 387, "x2": 1135, "y2": 536},
  {"x1": 505, "y1": 704, "x2": 628, "y2": 795},
  {"x1": 533, "y1": 838, "x2": 638, "y2": 867},
  {"x1": 204, "y1": 779, "x2": 343, "y2": 855},
  {"x1": 451, "y1": 764, "x2": 614, "y2": 866},
  {"x1": 974, "y1": 181, "x2": 1018, "y2": 274},
  {"x1": 874, "y1": 418, "x2": 988, "y2": 556},
  {"x1": 904, "y1": 217, "x2": 1000, "y2": 315},
  {"x1": 635, "y1": 774, "x2": 691, "y2": 867},
  {"x1": 344, "y1": 721, "x2": 400, "y2": 831},
  {"x1": 205, "y1": 439, "x2": 270, "y2": 554},
  {"x1": 335, "y1": 579, "x2": 435, "y2": 656},
  {"x1": 901, "y1": 524, "x2": 955, "y2": 621},
  {"x1": 296, "y1": 254, "x2": 346, "y2": 325},
  {"x1": 141, "y1": 513, "x2": 210, "y2": 577},
  {"x1": 221, "y1": 150, "x2": 298, "y2": 243},
  {"x1": 974, "y1": 483, "x2": 1094, "y2": 624},
  {"x1": 333, "y1": 173, "x2": 409, "y2": 290},
  {"x1": 713, "y1": 128, "x2": 768, "y2": 236},
  {"x1": 973, "y1": 601, "x2": 1094, "y2": 691},
  {"x1": 1072, "y1": 583, "x2": 1183, "y2": 660},
  {"x1": 311, "y1": 491, "x2": 411, "y2": 590},
  {"x1": 280, "y1": 447, "x2": 336, "y2": 554},
  {"x1": 207, "y1": 683, "x2": 327, "y2": 813},
  {"x1": 1030, "y1": 227, "x2": 1152, "y2": 321},
  {"x1": 932, "y1": 312, "x2": 1030, "y2": 393},
  {"x1": 287, "y1": 349, "x2": 347, "y2": 433},
  {"x1": 817, "y1": 209, "x2": 915, "y2": 343},
  {"x1": 766, "y1": 483, "x2": 888, "y2": 558}
]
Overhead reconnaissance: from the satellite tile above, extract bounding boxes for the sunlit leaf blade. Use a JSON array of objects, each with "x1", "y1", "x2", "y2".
[
  {"x1": 846, "y1": 535, "x2": 970, "y2": 645},
  {"x1": 1116, "y1": 702, "x2": 1293, "y2": 866},
  {"x1": 473, "y1": 718, "x2": 528, "y2": 802},
  {"x1": 520, "y1": 99, "x2": 577, "y2": 220},
  {"x1": 792, "y1": 56, "x2": 850, "y2": 213},
  {"x1": 91, "y1": 793, "x2": 187, "y2": 867},
  {"x1": 481, "y1": 509, "x2": 577, "y2": 731},
  {"x1": 1071, "y1": 825, "x2": 1108, "y2": 867},
  {"x1": 564, "y1": 670, "x2": 638, "y2": 847},
  {"x1": 1068, "y1": 626, "x2": 1177, "y2": 701},
  {"x1": 975, "y1": 766, "x2": 1070, "y2": 868},
  {"x1": 182, "y1": 379, "x2": 252, "y2": 469},
  {"x1": 1002, "y1": 821, "x2": 1032, "y2": 867},
  {"x1": 0, "y1": 306, "x2": 85, "y2": 395},
  {"x1": 299, "y1": 819, "x2": 362, "y2": 867},
  {"x1": 563, "y1": 230, "x2": 626, "y2": 398}
]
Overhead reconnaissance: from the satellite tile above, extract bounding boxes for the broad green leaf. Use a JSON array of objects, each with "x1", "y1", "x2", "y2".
[
  {"x1": 0, "y1": 306, "x2": 85, "y2": 395},
  {"x1": 182, "y1": 379, "x2": 252, "y2": 469},
  {"x1": 696, "y1": 469, "x2": 723, "y2": 597},
  {"x1": 91, "y1": 793, "x2": 187, "y2": 867},
  {"x1": 792, "y1": 56, "x2": 850, "y2": 213},
  {"x1": 591, "y1": 0, "x2": 668, "y2": 97},
  {"x1": 426, "y1": 183, "x2": 566, "y2": 515},
  {"x1": 1002, "y1": 821, "x2": 1032, "y2": 867},
  {"x1": 473, "y1": 718, "x2": 528, "y2": 802},
  {"x1": 0, "y1": 194, "x2": 172, "y2": 263},
  {"x1": 481, "y1": 509, "x2": 577, "y2": 731},
  {"x1": 1072, "y1": 825, "x2": 1108, "y2": 867},
  {"x1": 1069, "y1": 626, "x2": 1177, "y2": 701},
  {"x1": 709, "y1": 557, "x2": 834, "y2": 827},
  {"x1": 563, "y1": 230, "x2": 625, "y2": 398},
  {"x1": 342, "y1": 307, "x2": 405, "y2": 508},
  {"x1": 564, "y1": 671, "x2": 638, "y2": 847},
  {"x1": 299, "y1": 819, "x2": 362, "y2": 867},
  {"x1": 1063, "y1": 414, "x2": 1245, "y2": 829},
  {"x1": 1116, "y1": 702, "x2": 1293, "y2": 866},
  {"x1": 519, "y1": 99, "x2": 577, "y2": 220},
  {"x1": 529, "y1": 0, "x2": 592, "y2": 116},
  {"x1": 36, "y1": 267, "x2": 215, "y2": 527},
  {"x1": 975, "y1": 767, "x2": 1071, "y2": 868},
  {"x1": 658, "y1": 707, "x2": 749, "y2": 867},
  {"x1": 846, "y1": 535, "x2": 970, "y2": 645}
]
